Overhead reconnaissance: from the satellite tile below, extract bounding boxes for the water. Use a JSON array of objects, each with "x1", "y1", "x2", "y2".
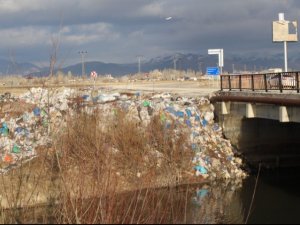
[
  {"x1": 4, "y1": 169, "x2": 300, "y2": 224},
  {"x1": 240, "y1": 168, "x2": 300, "y2": 224},
  {"x1": 185, "y1": 168, "x2": 300, "y2": 224}
]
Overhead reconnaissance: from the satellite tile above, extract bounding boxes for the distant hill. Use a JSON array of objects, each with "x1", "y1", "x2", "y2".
[
  {"x1": 1, "y1": 53, "x2": 300, "y2": 77},
  {"x1": 0, "y1": 59, "x2": 40, "y2": 76},
  {"x1": 60, "y1": 61, "x2": 137, "y2": 77},
  {"x1": 60, "y1": 53, "x2": 300, "y2": 76}
]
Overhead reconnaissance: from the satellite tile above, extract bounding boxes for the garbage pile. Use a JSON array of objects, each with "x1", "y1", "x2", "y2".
[{"x1": 0, "y1": 87, "x2": 247, "y2": 180}]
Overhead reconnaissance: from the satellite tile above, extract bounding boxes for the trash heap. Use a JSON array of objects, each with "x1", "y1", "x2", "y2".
[
  {"x1": 131, "y1": 93, "x2": 247, "y2": 180},
  {"x1": 0, "y1": 88, "x2": 75, "y2": 173},
  {"x1": 0, "y1": 87, "x2": 247, "y2": 181}
]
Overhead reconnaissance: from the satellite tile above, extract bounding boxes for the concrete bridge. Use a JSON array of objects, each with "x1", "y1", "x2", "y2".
[{"x1": 210, "y1": 72, "x2": 300, "y2": 168}]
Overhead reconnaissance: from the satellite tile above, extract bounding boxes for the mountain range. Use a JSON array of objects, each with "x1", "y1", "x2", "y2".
[{"x1": 1, "y1": 53, "x2": 300, "y2": 77}]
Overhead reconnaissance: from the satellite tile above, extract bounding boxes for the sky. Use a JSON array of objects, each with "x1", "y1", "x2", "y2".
[{"x1": 0, "y1": 0, "x2": 299, "y2": 67}]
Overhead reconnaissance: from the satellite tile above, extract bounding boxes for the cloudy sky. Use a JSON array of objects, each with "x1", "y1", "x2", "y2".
[{"x1": 0, "y1": 0, "x2": 299, "y2": 67}]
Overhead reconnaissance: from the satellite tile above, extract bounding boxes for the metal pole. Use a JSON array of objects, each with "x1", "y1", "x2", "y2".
[
  {"x1": 239, "y1": 75, "x2": 242, "y2": 91},
  {"x1": 297, "y1": 72, "x2": 300, "y2": 93},
  {"x1": 79, "y1": 51, "x2": 87, "y2": 78},
  {"x1": 138, "y1": 57, "x2": 141, "y2": 74},
  {"x1": 199, "y1": 62, "x2": 202, "y2": 75},
  {"x1": 79, "y1": 54, "x2": 83, "y2": 78},
  {"x1": 220, "y1": 75, "x2": 223, "y2": 91},
  {"x1": 83, "y1": 54, "x2": 85, "y2": 78},
  {"x1": 264, "y1": 74, "x2": 268, "y2": 92},
  {"x1": 137, "y1": 55, "x2": 143, "y2": 74},
  {"x1": 173, "y1": 58, "x2": 177, "y2": 70},
  {"x1": 284, "y1": 41, "x2": 288, "y2": 72}
]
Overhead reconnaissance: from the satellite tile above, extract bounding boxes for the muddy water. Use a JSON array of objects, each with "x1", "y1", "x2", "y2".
[
  {"x1": 3, "y1": 169, "x2": 300, "y2": 224},
  {"x1": 186, "y1": 170, "x2": 300, "y2": 224}
]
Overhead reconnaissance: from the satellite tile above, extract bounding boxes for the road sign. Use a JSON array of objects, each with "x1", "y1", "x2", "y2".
[
  {"x1": 90, "y1": 71, "x2": 97, "y2": 79},
  {"x1": 206, "y1": 67, "x2": 220, "y2": 76},
  {"x1": 208, "y1": 49, "x2": 221, "y2": 54},
  {"x1": 208, "y1": 48, "x2": 224, "y2": 67}
]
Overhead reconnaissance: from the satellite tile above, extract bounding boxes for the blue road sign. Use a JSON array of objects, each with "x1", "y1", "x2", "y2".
[{"x1": 206, "y1": 67, "x2": 220, "y2": 75}]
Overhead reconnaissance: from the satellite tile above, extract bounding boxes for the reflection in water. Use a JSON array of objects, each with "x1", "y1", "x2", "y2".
[
  {"x1": 2, "y1": 181, "x2": 246, "y2": 224},
  {"x1": 4, "y1": 171, "x2": 300, "y2": 224},
  {"x1": 187, "y1": 182, "x2": 245, "y2": 224}
]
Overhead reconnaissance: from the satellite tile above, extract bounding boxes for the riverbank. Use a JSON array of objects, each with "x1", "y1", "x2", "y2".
[{"x1": 0, "y1": 87, "x2": 247, "y2": 223}]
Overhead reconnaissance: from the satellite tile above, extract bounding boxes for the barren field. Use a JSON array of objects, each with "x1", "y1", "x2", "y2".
[{"x1": 0, "y1": 79, "x2": 220, "y2": 97}]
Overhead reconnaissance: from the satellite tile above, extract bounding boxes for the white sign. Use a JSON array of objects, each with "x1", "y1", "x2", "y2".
[
  {"x1": 208, "y1": 49, "x2": 221, "y2": 55},
  {"x1": 90, "y1": 71, "x2": 98, "y2": 79},
  {"x1": 208, "y1": 48, "x2": 224, "y2": 68}
]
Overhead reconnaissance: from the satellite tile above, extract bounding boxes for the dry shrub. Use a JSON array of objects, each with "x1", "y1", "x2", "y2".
[{"x1": 53, "y1": 107, "x2": 193, "y2": 223}]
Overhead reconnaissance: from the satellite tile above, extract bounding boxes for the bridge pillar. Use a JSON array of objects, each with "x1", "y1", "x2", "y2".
[
  {"x1": 221, "y1": 102, "x2": 231, "y2": 115},
  {"x1": 279, "y1": 106, "x2": 290, "y2": 123},
  {"x1": 246, "y1": 103, "x2": 256, "y2": 118}
]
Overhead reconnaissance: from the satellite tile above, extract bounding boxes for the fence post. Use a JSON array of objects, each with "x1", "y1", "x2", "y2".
[
  {"x1": 239, "y1": 75, "x2": 242, "y2": 91},
  {"x1": 251, "y1": 74, "x2": 255, "y2": 91},
  {"x1": 297, "y1": 72, "x2": 300, "y2": 93},
  {"x1": 264, "y1": 74, "x2": 268, "y2": 92},
  {"x1": 279, "y1": 73, "x2": 283, "y2": 93},
  {"x1": 220, "y1": 75, "x2": 223, "y2": 91},
  {"x1": 229, "y1": 76, "x2": 232, "y2": 91}
]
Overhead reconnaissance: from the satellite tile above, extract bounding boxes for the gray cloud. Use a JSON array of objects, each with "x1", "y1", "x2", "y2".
[{"x1": 0, "y1": 0, "x2": 299, "y2": 66}]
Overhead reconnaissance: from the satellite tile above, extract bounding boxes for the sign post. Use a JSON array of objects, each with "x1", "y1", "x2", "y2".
[
  {"x1": 273, "y1": 13, "x2": 298, "y2": 72},
  {"x1": 208, "y1": 49, "x2": 224, "y2": 74},
  {"x1": 90, "y1": 71, "x2": 98, "y2": 89}
]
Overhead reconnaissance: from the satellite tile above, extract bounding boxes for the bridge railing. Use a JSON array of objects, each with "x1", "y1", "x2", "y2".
[{"x1": 221, "y1": 72, "x2": 300, "y2": 93}]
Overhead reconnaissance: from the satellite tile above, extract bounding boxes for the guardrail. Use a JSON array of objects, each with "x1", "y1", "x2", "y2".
[{"x1": 221, "y1": 72, "x2": 300, "y2": 93}]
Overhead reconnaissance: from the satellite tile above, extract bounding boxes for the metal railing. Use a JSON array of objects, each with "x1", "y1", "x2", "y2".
[{"x1": 221, "y1": 72, "x2": 300, "y2": 93}]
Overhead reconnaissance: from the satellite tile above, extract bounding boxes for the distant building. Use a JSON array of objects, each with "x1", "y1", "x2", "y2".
[
  {"x1": 267, "y1": 68, "x2": 283, "y2": 73},
  {"x1": 105, "y1": 74, "x2": 114, "y2": 79}
]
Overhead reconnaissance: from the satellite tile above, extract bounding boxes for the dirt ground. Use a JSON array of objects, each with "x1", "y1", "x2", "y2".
[{"x1": 0, "y1": 80, "x2": 220, "y2": 97}]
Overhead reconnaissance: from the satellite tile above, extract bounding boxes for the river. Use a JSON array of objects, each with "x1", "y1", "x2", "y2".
[
  {"x1": 3, "y1": 168, "x2": 300, "y2": 224},
  {"x1": 185, "y1": 168, "x2": 300, "y2": 224}
]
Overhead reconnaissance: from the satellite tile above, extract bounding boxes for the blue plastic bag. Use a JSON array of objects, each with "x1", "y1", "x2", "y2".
[
  {"x1": 176, "y1": 111, "x2": 185, "y2": 118},
  {"x1": 201, "y1": 119, "x2": 208, "y2": 127},
  {"x1": 194, "y1": 165, "x2": 208, "y2": 174},
  {"x1": 33, "y1": 107, "x2": 41, "y2": 116},
  {"x1": 165, "y1": 107, "x2": 177, "y2": 116},
  {"x1": 185, "y1": 119, "x2": 192, "y2": 127},
  {"x1": 185, "y1": 109, "x2": 192, "y2": 118}
]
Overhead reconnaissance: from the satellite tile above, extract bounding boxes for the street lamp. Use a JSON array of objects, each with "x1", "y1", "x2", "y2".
[{"x1": 78, "y1": 51, "x2": 88, "y2": 78}]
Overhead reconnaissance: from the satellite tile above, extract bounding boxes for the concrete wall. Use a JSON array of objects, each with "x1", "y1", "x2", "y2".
[{"x1": 214, "y1": 102, "x2": 300, "y2": 168}]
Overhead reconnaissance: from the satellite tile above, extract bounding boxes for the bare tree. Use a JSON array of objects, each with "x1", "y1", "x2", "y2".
[{"x1": 49, "y1": 13, "x2": 64, "y2": 78}]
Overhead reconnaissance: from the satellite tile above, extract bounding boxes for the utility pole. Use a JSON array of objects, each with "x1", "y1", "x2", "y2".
[
  {"x1": 199, "y1": 62, "x2": 203, "y2": 75},
  {"x1": 232, "y1": 64, "x2": 235, "y2": 74},
  {"x1": 137, "y1": 55, "x2": 143, "y2": 74},
  {"x1": 78, "y1": 51, "x2": 87, "y2": 78},
  {"x1": 173, "y1": 58, "x2": 177, "y2": 70}
]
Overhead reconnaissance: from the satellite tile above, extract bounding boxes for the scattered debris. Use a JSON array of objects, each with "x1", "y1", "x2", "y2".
[{"x1": 0, "y1": 88, "x2": 247, "y2": 181}]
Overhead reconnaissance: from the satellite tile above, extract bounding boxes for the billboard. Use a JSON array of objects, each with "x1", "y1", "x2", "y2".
[{"x1": 273, "y1": 20, "x2": 298, "y2": 42}]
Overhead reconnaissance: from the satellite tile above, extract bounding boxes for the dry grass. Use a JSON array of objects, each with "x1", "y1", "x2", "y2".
[
  {"x1": 52, "y1": 107, "x2": 194, "y2": 223},
  {"x1": 0, "y1": 105, "x2": 194, "y2": 223}
]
